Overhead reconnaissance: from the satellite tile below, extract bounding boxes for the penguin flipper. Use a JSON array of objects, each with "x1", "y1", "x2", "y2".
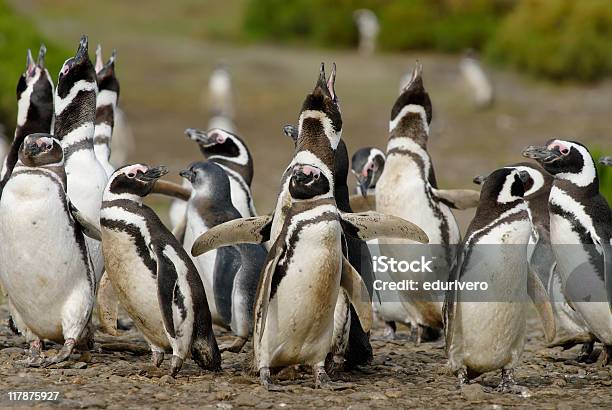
[
  {"x1": 341, "y1": 256, "x2": 373, "y2": 332},
  {"x1": 172, "y1": 214, "x2": 187, "y2": 243},
  {"x1": 254, "y1": 239, "x2": 285, "y2": 346},
  {"x1": 69, "y1": 202, "x2": 101, "y2": 240},
  {"x1": 151, "y1": 179, "x2": 192, "y2": 201},
  {"x1": 432, "y1": 188, "x2": 480, "y2": 210},
  {"x1": 348, "y1": 194, "x2": 376, "y2": 212},
  {"x1": 527, "y1": 266, "x2": 556, "y2": 343},
  {"x1": 191, "y1": 215, "x2": 272, "y2": 257},
  {"x1": 340, "y1": 212, "x2": 429, "y2": 243}
]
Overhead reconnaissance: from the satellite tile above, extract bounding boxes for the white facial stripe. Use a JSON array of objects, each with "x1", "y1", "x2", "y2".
[
  {"x1": 553, "y1": 140, "x2": 597, "y2": 187},
  {"x1": 207, "y1": 129, "x2": 249, "y2": 166},
  {"x1": 386, "y1": 137, "x2": 431, "y2": 171},
  {"x1": 505, "y1": 166, "x2": 544, "y2": 197},
  {"x1": 549, "y1": 186, "x2": 599, "y2": 244},
  {"x1": 96, "y1": 89, "x2": 118, "y2": 109},
  {"x1": 364, "y1": 148, "x2": 385, "y2": 175},
  {"x1": 16, "y1": 70, "x2": 42, "y2": 127},
  {"x1": 298, "y1": 110, "x2": 340, "y2": 150},
  {"x1": 55, "y1": 80, "x2": 97, "y2": 115},
  {"x1": 285, "y1": 204, "x2": 338, "y2": 243},
  {"x1": 59, "y1": 123, "x2": 94, "y2": 147},
  {"x1": 389, "y1": 104, "x2": 429, "y2": 134},
  {"x1": 497, "y1": 171, "x2": 522, "y2": 203}
]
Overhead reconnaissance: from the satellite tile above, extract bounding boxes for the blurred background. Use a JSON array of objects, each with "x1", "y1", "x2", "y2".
[{"x1": 0, "y1": 0, "x2": 610, "y2": 228}]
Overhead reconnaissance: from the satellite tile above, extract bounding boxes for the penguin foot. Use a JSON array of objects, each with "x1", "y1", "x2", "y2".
[
  {"x1": 576, "y1": 341, "x2": 595, "y2": 363},
  {"x1": 220, "y1": 337, "x2": 247, "y2": 353},
  {"x1": 494, "y1": 369, "x2": 529, "y2": 395},
  {"x1": 41, "y1": 338, "x2": 76, "y2": 367},
  {"x1": 383, "y1": 321, "x2": 397, "y2": 340},
  {"x1": 169, "y1": 355, "x2": 183, "y2": 377},
  {"x1": 151, "y1": 351, "x2": 164, "y2": 367},
  {"x1": 597, "y1": 345, "x2": 611, "y2": 367},
  {"x1": 457, "y1": 368, "x2": 469, "y2": 388},
  {"x1": 413, "y1": 324, "x2": 423, "y2": 346},
  {"x1": 16, "y1": 340, "x2": 44, "y2": 367},
  {"x1": 260, "y1": 367, "x2": 285, "y2": 391},
  {"x1": 313, "y1": 363, "x2": 352, "y2": 390}
]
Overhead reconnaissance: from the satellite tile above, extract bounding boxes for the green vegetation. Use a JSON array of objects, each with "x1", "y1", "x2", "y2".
[
  {"x1": 592, "y1": 148, "x2": 612, "y2": 203},
  {"x1": 243, "y1": 0, "x2": 612, "y2": 82},
  {"x1": 0, "y1": 0, "x2": 67, "y2": 134}
]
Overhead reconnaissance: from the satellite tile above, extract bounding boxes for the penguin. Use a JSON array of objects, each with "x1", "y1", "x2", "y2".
[
  {"x1": 93, "y1": 44, "x2": 120, "y2": 177},
  {"x1": 180, "y1": 161, "x2": 266, "y2": 352},
  {"x1": 523, "y1": 139, "x2": 612, "y2": 365},
  {"x1": 190, "y1": 64, "x2": 429, "y2": 389},
  {"x1": 444, "y1": 167, "x2": 553, "y2": 392},
  {"x1": 168, "y1": 127, "x2": 256, "y2": 232},
  {"x1": 205, "y1": 63, "x2": 236, "y2": 132},
  {"x1": 375, "y1": 63, "x2": 478, "y2": 343},
  {"x1": 0, "y1": 45, "x2": 54, "y2": 195},
  {"x1": 54, "y1": 35, "x2": 108, "y2": 282},
  {"x1": 100, "y1": 164, "x2": 221, "y2": 376},
  {"x1": 351, "y1": 147, "x2": 385, "y2": 198},
  {"x1": 0, "y1": 133, "x2": 99, "y2": 366},
  {"x1": 459, "y1": 49, "x2": 494, "y2": 109},
  {"x1": 600, "y1": 156, "x2": 612, "y2": 166},
  {"x1": 474, "y1": 163, "x2": 593, "y2": 354}
]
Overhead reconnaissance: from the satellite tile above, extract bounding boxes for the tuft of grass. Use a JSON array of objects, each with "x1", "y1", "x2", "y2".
[
  {"x1": 592, "y1": 147, "x2": 612, "y2": 203},
  {"x1": 0, "y1": 0, "x2": 68, "y2": 135}
]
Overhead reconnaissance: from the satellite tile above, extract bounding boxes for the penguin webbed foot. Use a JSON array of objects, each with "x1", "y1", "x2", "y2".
[
  {"x1": 325, "y1": 354, "x2": 345, "y2": 376},
  {"x1": 491, "y1": 369, "x2": 529, "y2": 395},
  {"x1": 260, "y1": 367, "x2": 286, "y2": 391},
  {"x1": 16, "y1": 340, "x2": 44, "y2": 367},
  {"x1": 151, "y1": 351, "x2": 164, "y2": 367},
  {"x1": 313, "y1": 363, "x2": 353, "y2": 390},
  {"x1": 383, "y1": 321, "x2": 397, "y2": 340},
  {"x1": 456, "y1": 368, "x2": 469, "y2": 389},
  {"x1": 597, "y1": 345, "x2": 611, "y2": 367},
  {"x1": 220, "y1": 337, "x2": 247, "y2": 353},
  {"x1": 41, "y1": 338, "x2": 76, "y2": 368},
  {"x1": 169, "y1": 355, "x2": 183, "y2": 377},
  {"x1": 576, "y1": 341, "x2": 595, "y2": 363}
]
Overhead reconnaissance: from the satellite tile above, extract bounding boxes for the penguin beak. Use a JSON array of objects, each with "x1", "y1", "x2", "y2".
[
  {"x1": 283, "y1": 124, "x2": 298, "y2": 142},
  {"x1": 472, "y1": 175, "x2": 486, "y2": 185},
  {"x1": 179, "y1": 169, "x2": 195, "y2": 182},
  {"x1": 292, "y1": 164, "x2": 320, "y2": 184},
  {"x1": 185, "y1": 128, "x2": 216, "y2": 147},
  {"x1": 599, "y1": 156, "x2": 612, "y2": 166},
  {"x1": 138, "y1": 166, "x2": 168, "y2": 182},
  {"x1": 74, "y1": 35, "x2": 89, "y2": 64},
  {"x1": 37, "y1": 44, "x2": 47, "y2": 69},
  {"x1": 522, "y1": 145, "x2": 561, "y2": 163},
  {"x1": 356, "y1": 171, "x2": 373, "y2": 198},
  {"x1": 25, "y1": 49, "x2": 36, "y2": 77}
]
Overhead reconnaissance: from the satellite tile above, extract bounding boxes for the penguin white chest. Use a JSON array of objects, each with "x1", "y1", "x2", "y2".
[{"x1": 258, "y1": 219, "x2": 342, "y2": 368}]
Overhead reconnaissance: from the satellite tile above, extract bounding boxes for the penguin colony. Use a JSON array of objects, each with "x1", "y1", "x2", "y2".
[{"x1": 0, "y1": 36, "x2": 610, "y2": 394}]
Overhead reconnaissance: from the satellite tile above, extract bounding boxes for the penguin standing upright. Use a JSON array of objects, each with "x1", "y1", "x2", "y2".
[
  {"x1": 0, "y1": 134, "x2": 99, "y2": 365},
  {"x1": 93, "y1": 44, "x2": 120, "y2": 177},
  {"x1": 54, "y1": 36, "x2": 108, "y2": 282},
  {"x1": 190, "y1": 64, "x2": 429, "y2": 389},
  {"x1": 351, "y1": 147, "x2": 385, "y2": 198},
  {"x1": 206, "y1": 63, "x2": 236, "y2": 132},
  {"x1": 0, "y1": 45, "x2": 54, "y2": 195},
  {"x1": 100, "y1": 164, "x2": 221, "y2": 376},
  {"x1": 523, "y1": 139, "x2": 612, "y2": 365},
  {"x1": 376, "y1": 63, "x2": 478, "y2": 343},
  {"x1": 444, "y1": 167, "x2": 553, "y2": 392},
  {"x1": 180, "y1": 161, "x2": 266, "y2": 352}
]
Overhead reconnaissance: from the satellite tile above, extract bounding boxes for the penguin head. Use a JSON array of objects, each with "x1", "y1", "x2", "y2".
[
  {"x1": 185, "y1": 128, "x2": 247, "y2": 163},
  {"x1": 475, "y1": 162, "x2": 550, "y2": 200},
  {"x1": 297, "y1": 63, "x2": 342, "y2": 150},
  {"x1": 478, "y1": 167, "x2": 531, "y2": 205},
  {"x1": 600, "y1": 156, "x2": 612, "y2": 166},
  {"x1": 95, "y1": 44, "x2": 120, "y2": 96},
  {"x1": 282, "y1": 124, "x2": 298, "y2": 146},
  {"x1": 108, "y1": 164, "x2": 168, "y2": 198},
  {"x1": 289, "y1": 164, "x2": 331, "y2": 200},
  {"x1": 16, "y1": 45, "x2": 54, "y2": 125},
  {"x1": 19, "y1": 133, "x2": 63, "y2": 167},
  {"x1": 57, "y1": 35, "x2": 97, "y2": 99},
  {"x1": 351, "y1": 147, "x2": 386, "y2": 196},
  {"x1": 522, "y1": 139, "x2": 597, "y2": 185},
  {"x1": 179, "y1": 161, "x2": 231, "y2": 200},
  {"x1": 391, "y1": 62, "x2": 432, "y2": 134}
]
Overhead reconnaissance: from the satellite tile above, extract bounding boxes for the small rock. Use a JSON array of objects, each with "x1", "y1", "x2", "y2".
[
  {"x1": 276, "y1": 366, "x2": 298, "y2": 381},
  {"x1": 229, "y1": 375, "x2": 254, "y2": 385},
  {"x1": 234, "y1": 393, "x2": 257, "y2": 407},
  {"x1": 108, "y1": 375, "x2": 124, "y2": 383},
  {"x1": 159, "y1": 375, "x2": 175, "y2": 384},
  {"x1": 74, "y1": 361, "x2": 88, "y2": 369},
  {"x1": 79, "y1": 398, "x2": 107, "y2": 409},
  {"x1": 461, "y1": 384, "x2": 486, "y2": 401},
  {"x1": 79, "y1": 351, "x2": 93, "y2": 363},
  {"x1": 154, "y1": 392, "x2": 170, "y2": 400},
  {"x1": 384, "y1": 389, "x2": 402, "y2": 398},
  {"x1": 1, "y1": 347, "x2": 24, "y2": 355}
]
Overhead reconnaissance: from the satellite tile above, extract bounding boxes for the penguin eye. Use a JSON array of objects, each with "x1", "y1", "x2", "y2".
[
  {"x1": 126, "y1": 172, "x2": 136, "y2": 178},
  {"x1": 560, "y1": 148, "x2": 569, "y2": 155},
  {"x1": 61, "y1": 64, "x2": 69, "y2": 76},
  {"x1": 313, "y1": 173, "x2": 320, "y2": 180}
]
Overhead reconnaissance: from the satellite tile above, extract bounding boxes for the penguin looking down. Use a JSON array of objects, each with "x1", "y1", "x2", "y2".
[
  {"x1": 0, "y1": 133, "x2": 99, "y2": 367},
  {"x1": 351, "y1": 147, "x2": 386, "y2": 197},
  {"x1": 523, "y1": 139, "x2": 612, "y2": 365},
  {"x1": 180, "y1": 161, "x2": 266, "y2": 353},
  {"x1": 100, "y1": 164, "x2": 221, "y2": 376},
  {"x1": 0, "y1": 45, "x2": 54, "y2": 196}
]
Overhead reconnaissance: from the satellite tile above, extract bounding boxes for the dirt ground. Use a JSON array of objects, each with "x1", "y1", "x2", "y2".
[{"x1": 0, "y1": 303, "x2": 611, "y2": 409}]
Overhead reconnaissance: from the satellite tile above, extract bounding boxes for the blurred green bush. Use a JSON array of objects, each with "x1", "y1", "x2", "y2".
[
  {"x1": 486, "y1": 0, "x2": 612, "y2": 82},
  {"x1": 243, "y1": 0, "x2": 612, "y2": 82},
  {"x1": 0, "y1": 0, "x2": 67, "y2": 135},
  {"x1": 592, "y1": 148, "x2": 612, "y2": 203}
]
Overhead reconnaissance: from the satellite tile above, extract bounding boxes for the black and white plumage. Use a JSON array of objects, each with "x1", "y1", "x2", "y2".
[
  {"x1": 444, "y1": 167, "x2": 551, "y2": 392},
  {"x1": 54, "y1": 36, "x2": 108, "y2": 282},
  {"x1": 0, "y1": 45, "x2": 54, "y2": 196},
  {"x1": 351, "y1": 147, "x2": 385, "y2": 198},
  {"x1": 376, "y1": 63, "x2": 476, "y2": 341},
  {"x1": 523, "y1": 139, "x2": 612, "y2": 364},
  {"x1": 0, "y1": 134, "x2": 98, "y2": 366},
  {"x1": 94, "y1": 44, "x2": 120, "y2": 177},
  {"x1": 180, "y1": 161, "x2": 266, "y2": 352},
  {"x1": 100, "y1": 164, "x2": 221, "y2": 376}
]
